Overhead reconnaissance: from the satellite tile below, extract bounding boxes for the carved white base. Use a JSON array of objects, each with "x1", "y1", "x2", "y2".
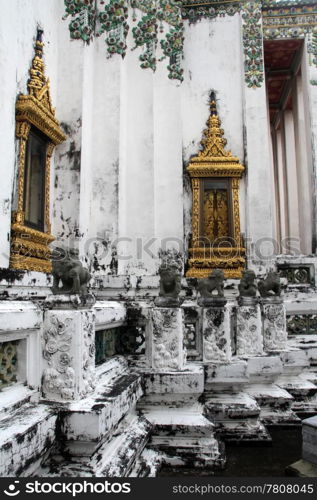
[
  {"x1": 202, "y1": 306, "x2": 231, "y2": 363},
  {"x1": 261, "y1": 298, "x2": 287, "y2": 351},
  {"x1": 42, "y1": 305, "x2": 95, "y2": 402},
  {"x1": 236, "y1": 303, "x2": 263, "y2": 356},
  {"x1": 149, "y1": 308, "x2": 186, "y2": 371}
]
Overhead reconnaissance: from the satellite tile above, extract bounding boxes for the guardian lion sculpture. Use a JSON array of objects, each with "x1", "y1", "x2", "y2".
[
  {"x1": 258, "y1": 271, "x2": 281, "y2": 298},
  {"x1": 155, "y1": 261, "x2": 182, "y2": 307},
  {"x1": 52, "y1": 248, "x2": 91, "y2": 295},
  {"x1": 238, "y1": 270, "x2": 257, "y2": 298},
  {"x1": 197, "y1": 269, "x2": 225, "y2": 298}
]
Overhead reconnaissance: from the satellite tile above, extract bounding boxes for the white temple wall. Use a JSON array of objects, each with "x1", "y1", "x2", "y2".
[
  {"x1": 118, "y1": 23, "x2": 155, "y2": 276},
  {"x1": 53, "y1": 8, "x2": 84, "y2": 254},
  {"x1": 153, "y1": 41, "x2": 183, "y2": 265},
  {"x1": 82, "y1": 40, "x2": 121, "y2": 275}
]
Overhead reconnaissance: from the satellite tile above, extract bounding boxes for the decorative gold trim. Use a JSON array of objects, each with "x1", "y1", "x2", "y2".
[
  {"x1": 186, "y1": 93, "x2": 245, "y2": 278},
  {"x1": 187, "y1": 246, "x2": 245, "y2": 278},
  {"x1": 186, "y1": 267, "x2": 244, "y2": 279},
  {"x1": 10, "y1": 33, "x2": 66, "y2": 273},
  {"x1": 187, "y1": 95, "x2": 245, "y2": 179}
]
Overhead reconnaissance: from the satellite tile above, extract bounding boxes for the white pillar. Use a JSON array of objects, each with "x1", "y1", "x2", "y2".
[
  {"x1": 242, "y1": 6, "x2": 274, "y2": 269},
  {"x1": 293, "y1": 72, "x2": 314, "y2": 254},
  {"x1": 118, "y1": 30, "x2": 155, "y2": 276},
  {"x1": 153, "y1": 53, "x2": 183, "y2": 261},
  {"x1": 301, "y1": 37, "x2": 317, "y2": 252},
  {"x1": 284, "y1": 109, "x2": 300, "y2": 245},
  {"x1": 276, "y1": 127, "x2": 289, "y2": 246}
]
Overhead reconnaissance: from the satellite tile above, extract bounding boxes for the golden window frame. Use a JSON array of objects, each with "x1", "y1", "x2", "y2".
[
  {"x1": 186, "y1": 94, "x2": 245, "y2": 279},
  {"x1": 10, "y1": 32, "x2": 66, "y2": 273}
]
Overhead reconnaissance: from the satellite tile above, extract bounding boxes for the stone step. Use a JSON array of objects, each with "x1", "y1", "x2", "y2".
[
  {"x1": 280, "y1": 349, "x2": 310, "y2": 375},
  {"x1": 0, "y1": 403, "x2": 57, "y2": 476},
  {"x1": 0, "y1": 385, "x2": 35, "y2": 420},
  {"x1": 259, "y1": 408, "x2": 301, "y2": 426},
  {"x1": 287, "y1": 336, "x2": 317, "y2": 366},
  {"x1": 245, "y1": 384, "x2": 294, "y2": 409},
  {"x1": 275, "y1": 376, "x2": 317, "y2": 400},
  {"x1": 142, "y1": 406, "x2": 214, "y2": 437},
  {"x1": 92, "y1": 415, "x2": 152, "y2": 476},
  {"x1": 142, "y1": 364, "x2": 204, "y2": 396},
  {"x1": 275, "y1": 376, "x2": 317, "y2": 416},
  {"x1": 205, "y1": 392, "x2": 260, "y2": 421},
  {"x1": 205, "y1": 360, "x2": 249, "y2": 392},
  {"x1": 246, "y1": 356, "x2": 283, "y2": 383},
  {"x1": 42, "y1": 414, "x2": 152, "y2": 477},
  {"x1": 59, "y1": 367, "x2": 144, "y2": 456},
  {"x1": 141, "y1": 404, "x2": 222, "y2": 468},
  {"x1": 129, "y1": 449, "x2": 162, "y2": 477},
  {"x1": 151, "y1": 435, "x2": 224, "y2": 468},
  {"x1": 216, "y1": 421, "x2": 271, "y2": 443},
  {"x1": 291, "y1": 394, "x2": 317, "y2": 416},
  {"x1": 204, "y1": 392, "x2": 269, "y2": 443}
]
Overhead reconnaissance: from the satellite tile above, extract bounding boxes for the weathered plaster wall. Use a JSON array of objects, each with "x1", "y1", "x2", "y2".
[
  {"x1": 84, "y1": 39, "x2": 121, "y2": 275},
  {"x1": 153, "y1": 35, "x2": 183, "y2": 267},
  {"x1": 118, "y1": 16, "x2": 155, "y2": 277},
  {"x1": 52, "y1": 15, "x2": 84, "y2": 253}
]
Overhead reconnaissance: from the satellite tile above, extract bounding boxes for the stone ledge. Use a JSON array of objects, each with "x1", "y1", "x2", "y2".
[
  {"x1": 205, "y1": 360, "x2": 249, "y2": 391},
  {"x1": 60, "y1": 367, "x2": 144, "y2": 456},
  {"x1": 0, "y1": 301, "x2": 42, "y2": 331},
  {"x1": 247, "y1": 356, "x2": 283, "y2": 382},
  {"x1": 41, "y1": 414, "x2": 154, "y2": 477},
  {"x1": 130, "y1": 448, "x2": 162, "y2": 477},
  {"x1": 142, "y1": 364, "x2": 204, "y2": 395},
  {"x1": 205, "y1": 392, "x2": 260, "y2": 420},
  {"x1": 94, "y1": 301, "x2": 126, "y2": 329},
  {"x1": 0, "y1": 404, "x2": 57, "y2": 476},
  {"x1": 245, "y1": 383, "x2": 294, "y2": 408}
]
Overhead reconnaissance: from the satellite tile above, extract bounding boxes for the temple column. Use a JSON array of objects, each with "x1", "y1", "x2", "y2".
[
  {"x1": 283, "y1": 110, "x2": 300, "y2": 245},
  {"x1": 242, "y1": 1, "x2": 274, "y2": 270},
  {"x1": 118, "y1": 26, "x2": 155, "y2": 276},
  {"x1": 302, "y1": 36, "x2": 317, "y2": 252},
  {"x1": 275, "y1": 127, "x2": 289, "y2": 246}
]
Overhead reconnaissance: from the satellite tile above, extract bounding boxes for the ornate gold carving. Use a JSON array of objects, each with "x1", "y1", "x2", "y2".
[
  {"x1": 15, "y1": 38, "x2": 66, "y2": 145},
  {"x1": 186, "y1": 93, "x2": 245, "y2": 278},
  {"x1": 192, "y1": 177, "x2": 200, "y2": 243},
  {"x1": 10, "y1": 33, "x2": 66, "y2": 273},
  {"x1": 203, "y1": 189, "x2": 229, "y2": 241},
  {"x1": 232, "y1": 177, "x2": 242, "y2": 247}
]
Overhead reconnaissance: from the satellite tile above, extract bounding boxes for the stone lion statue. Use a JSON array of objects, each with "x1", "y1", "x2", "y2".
[
  {"x1": 197, "y1": 269, "x2": 224, "y2": 298},
  {"x1": 258, "y1": 271, "x2": 281, "y2": 297},
  {"x1": 155, "y1": 261, "x2": 182, "y2": 307},
  {"x1": 238, "y1": 270, "x2": 257, "y2": 298},
  {"x1": 158, "y1": 261, "x2": 181, "y2": 298},
  {"x1": 52, "y1": 248, "x2": 91, "y2": 295}
]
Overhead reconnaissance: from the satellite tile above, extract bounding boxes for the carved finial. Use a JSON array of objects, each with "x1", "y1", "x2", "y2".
[
  {"x1": 209, "y1": 91, "x2": 217, "y2": 116},
  {"x1": 27, "y1": 30, "x2": 54, "y2": 115},
  {"x1": 37, "y1": 29, "x2": 44, "y2": 42},
  {"x1": 197, "y1": 92, "x2": 232, "y2": 159}
]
